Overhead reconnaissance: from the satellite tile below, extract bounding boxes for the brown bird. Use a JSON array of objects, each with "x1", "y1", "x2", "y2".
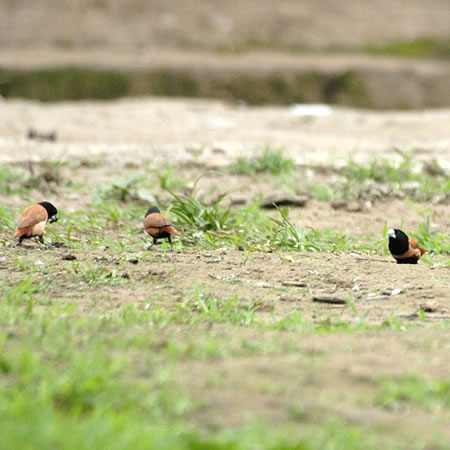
[
  {"x1": 15, "y1": 201, "x2": 59, "y2": 246},
  {"x1": 143, "y1": 206, "x2": 180, "y2": 250},
  {"x1": 387, "y1": 228, "x2": 426, "y2": 264}
]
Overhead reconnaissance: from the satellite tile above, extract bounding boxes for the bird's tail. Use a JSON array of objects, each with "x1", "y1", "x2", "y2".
[
  {"x1": 166, "y1": 225, "x2": 181, "y2": 236},
  {"x1": 419, "y1": 247, "x2": 427, "y2": 255},
  {"x1": 14, "y1": 228, "x2": 26, "y2": 239}
]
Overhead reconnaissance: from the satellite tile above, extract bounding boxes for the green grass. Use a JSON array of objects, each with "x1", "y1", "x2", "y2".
[
  {"x1": 0, "y1": 276, "x2": 447, "y2": 449},
  {"x1": 217, "y1": 35, "x2": 450, "y2": 61},
  {"x1": 269, "y1": 206, "x2": 384, "y2": 253},
  {"x1": 25, "y1": 181, "x2": 446, "y2": 261},
  {"x1": 364, "y1": 37, "x2": 450, "y2": 59},
  {"x1": 305, "y1": 153, "x2": 449, "y2": 202},
  {"x1": 70, "y1": 261, "x2": 132, "y2": 285},
  {"x1": 232, "y1": 147, "x2": 295, "y2": 176},
  {"x1": 0, "y1": 205, "x2": 16, "y2": 233},
  {"x1": 1, "y1": 156, "x2": 449, "y2": 449},
  {"x1": 97, "y1": 167, "x2": 187, "y2": 203},
  {"x1": 0, "y1": 161, "x2": 73, "y2": 199},
  {"x1": 170, "y1": 191, "x2": 232, "y2": 234},
  {"x1": 410, "y1": 216, "x2": 450, "y2": 257},
  {"x1": 0, "y1": 285, "x2": 396, "y2": 449},
  {"x1": 342, "y1": 153, "x2": 416, "y2": 184},
  {"x1": 376, "y1": 375, "x2": 450, "y2": 411},
  {"x1": 99, "y1": 175, "x2": 147, "y2": 202},
  {"x1": 0, "y1": 67, "x2": 130, "y2": 101},
  {"x1": 0, "y1": 165, "x2": 30, "y2": 196},
  {"x1": 168, "y1": 192, "x2": 450, "y2": 260},
  {"x1": 1, "y1": 160, "x2": 447, "y2": 260}
]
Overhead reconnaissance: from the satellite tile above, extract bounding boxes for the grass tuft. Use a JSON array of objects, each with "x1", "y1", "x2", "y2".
[
  {"x1": 232, "y1": 147, "x2": 295, "y2": 176},
  {"x1": 170, "y1": 191, "x2": 232, "y2": 234}
]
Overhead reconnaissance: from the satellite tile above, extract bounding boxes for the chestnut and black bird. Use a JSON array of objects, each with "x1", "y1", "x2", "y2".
[
  {"x1": 143, "y1": 206, "x2": 180, "y2": 250},
  {"x1": 15, "y1": 201, "x2": 59, "y2": 246},
  {"x1": 387, "y1": 228, "x2": 426, "y2": 264}
]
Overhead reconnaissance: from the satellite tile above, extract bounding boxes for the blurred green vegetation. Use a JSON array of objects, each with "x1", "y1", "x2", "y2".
[
  {"x1": 0, "y1": 66, "x2": 373, "y2": 106},
  {"x1": 364, "y1": 37, "x2": 450, "y2": 59},
  {"x1": 0, "y1": 67, "x2": 130, "y2": 101}
]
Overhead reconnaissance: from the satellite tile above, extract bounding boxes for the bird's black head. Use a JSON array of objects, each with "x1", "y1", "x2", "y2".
[
  {"x1": 39, "y1": 201, "x2": 59, "y2": 223},
  {"x1": 145, "y1": 206, "x2": 161, "y2": 218},
  {"x1": 387, "y1": 228, "x2": 409, "y2": 255}
]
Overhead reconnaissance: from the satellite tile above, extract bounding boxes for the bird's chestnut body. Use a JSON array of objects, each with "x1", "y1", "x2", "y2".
[
  {"x1": 143, "y1": 206, "x2": 180, "y2": 250},
  {"x1": 15, "y1": 201, "x2": 59, "y2": 245}
]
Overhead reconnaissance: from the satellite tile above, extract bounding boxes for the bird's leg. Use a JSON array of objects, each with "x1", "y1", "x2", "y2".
[
  {"x1": 168, "y1": 235, "x2": 173, "y2": 251},
  {"x1": 147, "y1": 238, "x2": 157, "y2": 251},
  {"x1": 16, "y1": 237, "x2": 23, "y2": 247},
  {"x1": 39, "y1": 234, "x2": 52, "y2": 248}
]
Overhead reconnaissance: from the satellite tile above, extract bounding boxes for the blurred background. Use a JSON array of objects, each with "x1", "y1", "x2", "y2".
[{"x1": 0, "y1": 0, "x2": 449, "y2": 108}]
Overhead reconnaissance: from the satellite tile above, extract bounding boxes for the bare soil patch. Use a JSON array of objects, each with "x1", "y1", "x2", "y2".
[
  {"x1": 0, "y1": 97, "x2": 449, "y2": 166},
  {"x1": 1, "y1": 243, "x2": 449, "y2": 325}
]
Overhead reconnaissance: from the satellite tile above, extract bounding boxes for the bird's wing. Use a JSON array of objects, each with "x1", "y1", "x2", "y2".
[
  {"x1": 143, "y1": 213, "x2": 172, "y2": 229},
  {"x1": 17, "y1": 204, "x2": 48, "y2": 229}
]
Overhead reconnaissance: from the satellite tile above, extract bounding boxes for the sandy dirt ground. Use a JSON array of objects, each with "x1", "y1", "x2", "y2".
[
  {"x1": 1, "y1": 97, "x2": 449, "y2": 166},
  {"x1": 0, "y1": 96, "x2": 449, "y2": 446}
]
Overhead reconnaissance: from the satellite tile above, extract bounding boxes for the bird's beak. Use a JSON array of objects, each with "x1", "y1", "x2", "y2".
[
  {"x1": 50, "y1": 214, "x2": 59, "y2": 223},
  {"x1": 387, "y1": 229, "x2": 396, "y2": 239}
]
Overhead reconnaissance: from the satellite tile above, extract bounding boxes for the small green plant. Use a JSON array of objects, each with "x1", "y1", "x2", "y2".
[
  {"x1": 232, "y1": 147, "x2": 295, "y2": 175},
  {"x1": 270, "y1": 206, "x2": 320, "y2": 251}
]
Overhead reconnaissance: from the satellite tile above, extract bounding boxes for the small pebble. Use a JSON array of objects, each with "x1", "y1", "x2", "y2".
[
  {"x1": 254, "y1": 281, "x2": 272, "y2": 288},
  {"x1": 365, "y1": 295, "x2": 390, "y2": 301}
]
